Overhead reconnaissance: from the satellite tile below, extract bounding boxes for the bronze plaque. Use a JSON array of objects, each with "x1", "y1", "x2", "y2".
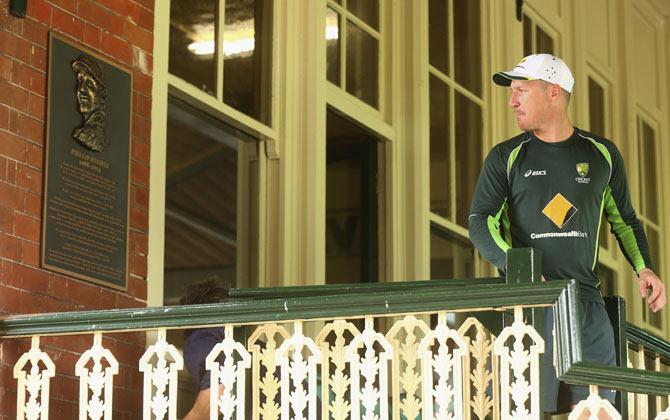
[{"x1": 42, "y1": 33, "x2": 132, "y2": 290}]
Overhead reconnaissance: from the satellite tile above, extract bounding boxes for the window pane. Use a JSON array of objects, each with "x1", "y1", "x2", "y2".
[
  {"x1": 326, "y1": 111, "x2": 380, "y2": 284},
  {"x1": 169, "y1": 0, "x2": 217, "y2": 96},
  {"x1": 523, "y1": 14, "x2": 532, "y2": 56},
  {"x1": 455, "y1": 91, "x2": 482, "y2": 227},
  {"x1": 164, "y1": 99, "x2": 256, "y2": 303},
  {"x1": 429, "y1": 75, "x2": 450, "y2": 219},
  {"x1": 346, "y1": 20, "x2": 379, "y2": 108},
  {"x1": 326, "y1": 7, "x2": 341, "y2": 85},
  {"x1": 223, "y1": 0, "x2": 273, "y2": 123},
  {"x1": 536, "y1": 24, "x2": 554, "y2": 54},
  {"x1": 597, "y1": 263, "x2": 616, "y2": 296},
  {"x1": 453, "y1": 0, "x2": 481, "y2": 96},
  {"x1": 639, "y1": 120, "x2": 658, "y2": 223},
  {"x1": 428, "y1": 0, "x2": 448, "y2": 74},
  {"x1": 431, "y1": 225, "x2": 474, "y2": 279},
  {"x1": 347, "y1": 0, "x2": 379, "y2": 30},
  {"x1": 588, "y1": 77, "x2": 606, "y2": 137}
]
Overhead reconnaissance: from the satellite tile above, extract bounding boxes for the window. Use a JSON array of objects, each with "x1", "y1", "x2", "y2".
[
  {"x1": 636, "y1": 117, "x2": 663, "y2": 329},
  {"x1": 428, "y1": 0, "x2": 483, "y2": 276},
  {"x1": 326, "y1": 0, "x2": 381, "y2": 108},
  {"x1": 326, "y1": 110, "x2": 382, "y2": 283},
  {"x1": 522, "y1": 14, "x2": 555, "y2": 55},
  {"x1": 163, "y1": 99, "x2": 259, "y2": 304},
  {"x1": 169, "y1": 0, "x2": 273, "y2": 123}
]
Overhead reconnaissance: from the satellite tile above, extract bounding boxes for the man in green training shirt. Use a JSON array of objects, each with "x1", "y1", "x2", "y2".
[{"x1": 468, "y1": 54, "x2": 666, "y2": 416}]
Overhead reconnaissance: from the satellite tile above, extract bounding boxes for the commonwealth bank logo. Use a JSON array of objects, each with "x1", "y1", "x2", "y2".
[
  {"x1": 576, "y1": 162, "x2": 589, "y2": 177},
  {"x1": 542, "y1": 193, "x2": 577, "y2": 229}
]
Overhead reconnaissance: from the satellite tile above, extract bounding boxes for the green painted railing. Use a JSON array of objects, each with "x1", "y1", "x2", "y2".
[{"x1": 1, "y1": 248, "x2": 669, "y2": 401}]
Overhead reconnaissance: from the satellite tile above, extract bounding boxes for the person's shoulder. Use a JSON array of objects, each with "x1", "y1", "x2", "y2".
[
  {"x1": 490, "y1": 132, "x2": 531, "y2": 158},
  {"x1": 575, "y1": 128, "x2": 618, "y2": 151}
]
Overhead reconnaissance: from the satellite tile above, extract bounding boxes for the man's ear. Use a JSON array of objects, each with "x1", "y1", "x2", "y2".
[{"x1": 550, "y1": 84, "x2": 563, "y2": 102}]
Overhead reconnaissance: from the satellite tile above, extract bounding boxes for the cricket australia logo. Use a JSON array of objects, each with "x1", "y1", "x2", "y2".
[{"x1": 575, "y1": 162, "x2": 590, "y2": 184}]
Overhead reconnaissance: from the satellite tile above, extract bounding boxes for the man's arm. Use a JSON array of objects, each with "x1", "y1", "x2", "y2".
[
  {"x1": 469, "y1": 146, "x2": 511, "y2": 272},
  {"x1": 603, "y1": 144, "x2": 665, "y2": 311}
]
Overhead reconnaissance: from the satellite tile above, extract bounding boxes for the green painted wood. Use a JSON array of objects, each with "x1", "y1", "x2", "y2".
[
  {"x1": 604, "y1": 296, "x2": 628, "y2": 414},
  {"x1": 626, "y1": 323, "x2": 670, "y2": 364},
  {"x1": 229, "y1": 277, "x2": 506, "y2": 299},
  {"x1": 506, "y1": 247, "x2": 543, "y2": 283},
  {"x1": 561, "y1": 362, "x2": 670, "y2": 396},
  {"x1": 0, "y1": 280, "x2": 569, "y2": 338}
]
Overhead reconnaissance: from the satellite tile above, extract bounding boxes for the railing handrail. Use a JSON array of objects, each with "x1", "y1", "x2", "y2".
[
  {"x1": 626, "y1": 323, "x2": 670, "y2": 364},
  {"x1": 0, "y1": 278, "x2": 566, "y2": 338}
]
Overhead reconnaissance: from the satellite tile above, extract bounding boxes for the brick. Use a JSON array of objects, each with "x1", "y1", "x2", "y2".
[
  {"x1": 126, "y1": 24, "x2": 152, "y2": 53},
  {"x1": 3, "y1": 12, "x2": 24, "y2": 36},
  {"x1": 51, "y1": 8, "x2": 84, "y2": 41},
  {"x1": 16, "y1": 163, "x2": 42, "y2": 193},
  {"x1": 48, "y1": 274, "x2": 68, "y2": 295},
  {"x1": 131, "y1": 2, "x2": 154, "y2": 31},
  {"x1": 23, "y1": 191, "x2": 41, "y2": 217},
  {"x1": 48, "y1": 394, "x2": 76, "y2": 418},
  {"x1": 106, "y1": 12, "x2": 126, "y2": 37},
  {"x1": 26, "y1": 142, "x2": 43, "y2": 170},
  {"x1": 0, "y1": 106, "x2": 8, "y2": 131},
  {"x1": 134, "y1": 94, "x2": 151, "y2": 119},
  {"x1": 14, "y1": 213, "x2": 40, "y2": 242},
  {"x1": 0, "y1": 233, "x2": 22, "y2": 261},
  {"x1": 0, "y1": 157, "x2": 6, "y2": 181},
  {"x1": 10, "y1": 60, "x2": 31, "y2": 91},
  {"x1": 128, "y1": 275, "x2": 146, "y2": 300},
  {"x1": 101, "y1": 32, "x2": 132, "y2": 65},
  {"x1": 28, "y1": 0, "x2": 53, "y2": 24},
  {"x1": 21, "y1": 239, "x2": 40, "y2": 266},
  {"x1": 0, "y1": 284, "x2": 20, "y2": 314},
  {"x1": 132, "y1": 70, "x2": 151, "y2": 95},
  {"x1": 0, "y1": 338, "x2": 22, "y2": 366},
  {"x1": 129, "y1": 253, "x2": 147, "y2": 278},
  {"x1": 83, "y1": 22, "x2": 102, "y2": 50},
  {"x1": 39, "y1": 295, "x2": 75, "y2": 312},
  {"x1": 67, "y1": 279, "x2": 101, "y2": 308},
  {"x1": 0, "y1": 205, "x2": 13, "y2": 232},
  {"x1": 19, "y1": 290, "x2": 42, "y2": 313},
  {"x1": 5, "y1": 261, "x2": 49, "y2": 291},
  {"x1": 28, "y1": 93, "x2": 45, "y2": 122},
  {"x1": 0, "y1": 80, "x2": 30, "y2": 115},
  {"x1": 130, "y1": 160, "x2": 149, "y2": 186},
  {"x1": 0, "y1": 182, "x2": 25, "y2": 211},
  {"x1": 116, "y1": 293, "x2": 142, "y2": 309},
  {"x1": 29, "y1": 45, "x2": 47, "y2": 74},
  {"x1": 78, "y1": 0, "x2": 109, "y2": 30},
  {"x1": 0, "y1": 54, "x2": 11, "y2": 81},
  {"x1": 21, "y1": 19, "x2": 49, "y2": 48},
  {"x1": 100, "y1": 288, "x2": 116, "y2": 308},
  {"x1": 0, "y1": 31, "x2": 31, "y2": 64},
  {"x1": 97, "y1": 0, "x2": 132, "y2": 18},
  {"x1": 28, "y1": 69, "x2": 46, "y2": 96},
  {"x1": 129, "y1": 206, "x2": 147, "y2": 231},
  {"x1": 49, "y1": 0, "x2": 77, "y2": 14},
  {"x1": 129, "y1": 230, "x2": 147, "y2": 255},
  {"x1": 131, "y1": 113, "x2": 150, "y2": 140},
  {"x1": 130, "y1": 184, "x2": 148, "y2": 209},
  {"x1": 16, "y1": 113, "x2": 43, "y2": 143},
  {"x1": 130, "y1": 138, "x2": 149, "y2": 163},
  {"x1": 0, "y1": 130, "x2": 26, "y2": 162}
]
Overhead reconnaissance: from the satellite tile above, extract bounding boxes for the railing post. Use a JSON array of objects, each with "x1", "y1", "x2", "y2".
[
  {"x1": 505, "y1": 247, "x2": 546, "y2": 413},
  {"x1": 604, "y1": 296, "x2": 629, "y2": 416}
]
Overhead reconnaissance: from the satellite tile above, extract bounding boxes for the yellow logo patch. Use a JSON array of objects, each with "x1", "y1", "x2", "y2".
[
  {"x1": 542, "y1": 193, "x2": 577, "y2": 229},
  {"x1": 576, "y1": 162, "x2": 589, "y2": 178}
]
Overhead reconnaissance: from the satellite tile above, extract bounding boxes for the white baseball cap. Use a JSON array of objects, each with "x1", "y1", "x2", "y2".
[{"x1": 493, "y1": 54, "x2": 574, "y2": 94}]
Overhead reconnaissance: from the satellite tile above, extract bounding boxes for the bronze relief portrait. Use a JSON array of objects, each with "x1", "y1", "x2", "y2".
[{"x1": 71, "y1": 54, "x2": 109, "y2": 152}]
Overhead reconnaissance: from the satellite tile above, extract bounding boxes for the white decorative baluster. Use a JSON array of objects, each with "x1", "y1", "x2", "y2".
[
  {"x1": 139, "y1": 329, "x2": 183, "y2": 419},
  {"x1": 14, "y1": 336, "x2": 56, "y2": 420},
  {"x1": 493, "y1": 307, "x2": 544, "y2": 420},
  {"x1": 568, "y1": 385, "x2": 620, "y2": 420},
  {"x1": 315, "y1": 319, "x2": 361, "y2": 420},
  {"x1": 386, "y1": 315, "x2": 430, "y2": 420},
  {"x1": 206, "y1": 325, "x2": 251, "y2": 420},
  {"x1": 75, "y1": 332, "x2": 119, "y2": 420},
  {"x1": 346, "y1": 317, "x2": 393, "y2": 420},
  {"x1": 419, "y1": 312, "x2": 469, "y2": 420},
  {"x1": 655, "y1": 396, "x2": 670, "y2": 420},
  {"x1": 458, "y1": 317, "x2": 496, "y2": 420},
  {"x1": 248, "y1": 324, "x2": 290, "y2": 420},
  {"x1": 276, "y1": 321, "x2": 322, "y2": 420}
]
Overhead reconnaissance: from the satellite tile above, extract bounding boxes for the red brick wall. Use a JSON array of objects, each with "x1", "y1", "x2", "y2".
[{"x1": 0, "y1": 0, "x2": 153, "y2": 418}]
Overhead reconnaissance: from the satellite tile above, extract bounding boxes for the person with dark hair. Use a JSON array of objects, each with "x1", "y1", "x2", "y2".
[{"x1": 180, "y1": 279, "x2": 229, "y2": 420}]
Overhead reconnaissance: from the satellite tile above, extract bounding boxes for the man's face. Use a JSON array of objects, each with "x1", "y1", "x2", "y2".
[
  {"x1": 508, "y1": 79, "x2": 551, "y2": 131},
  {"x1": 75, "y1": 71, "x2": 102, "y2": 114}
]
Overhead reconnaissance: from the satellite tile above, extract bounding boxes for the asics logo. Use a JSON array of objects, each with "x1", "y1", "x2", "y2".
[{"x1": 524, "y1": 169, "x2": 547, "y2": 177}]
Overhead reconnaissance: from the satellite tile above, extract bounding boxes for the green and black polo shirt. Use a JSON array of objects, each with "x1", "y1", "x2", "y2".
[{"x1": 469, "y1": 128, "x2": 652, "y2": 302}]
